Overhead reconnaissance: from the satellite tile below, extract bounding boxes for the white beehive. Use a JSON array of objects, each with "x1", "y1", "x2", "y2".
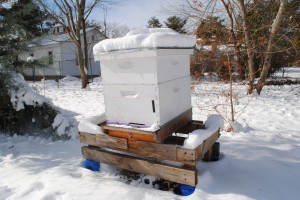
[
  {"x1": 93, "y1": 28, "x2": 195, "y2": 127},
  {"x1": 99, "y1": 49, "x2": 191, "y2": 85}
]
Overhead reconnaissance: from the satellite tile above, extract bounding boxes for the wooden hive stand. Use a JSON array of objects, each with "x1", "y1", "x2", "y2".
[{"x1": 79, "y1": 109, "x2": 221, "y2": 187}]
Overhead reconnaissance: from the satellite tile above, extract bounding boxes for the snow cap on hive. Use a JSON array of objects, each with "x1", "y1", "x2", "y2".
[{"x1": 93, "y1": 28, "x2": 196, "y2": 54}]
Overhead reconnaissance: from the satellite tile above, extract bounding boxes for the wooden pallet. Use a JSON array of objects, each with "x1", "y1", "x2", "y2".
[{"x1": 79, "y1": 120, "x2": 220, "y2": 186}]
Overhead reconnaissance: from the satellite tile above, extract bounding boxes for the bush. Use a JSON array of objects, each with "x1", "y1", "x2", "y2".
[{"x1": 0, "y1": 67, "x2": 58, "y2": 136}]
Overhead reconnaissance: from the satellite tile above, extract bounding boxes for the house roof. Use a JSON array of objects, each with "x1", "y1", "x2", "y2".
[{"x1": 29, "y1": 27, "x2": 105, "y2": 47}]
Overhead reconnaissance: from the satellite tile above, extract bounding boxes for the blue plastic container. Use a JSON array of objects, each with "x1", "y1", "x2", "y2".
[
  {"x1": 178, "y1": 184, "x2": 196, "y2": 196},
  {"x1": 83, "y1": 159, "x2": 100, "y2": 171}
]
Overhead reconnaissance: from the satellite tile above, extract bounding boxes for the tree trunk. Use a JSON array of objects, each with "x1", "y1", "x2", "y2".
[
  {"x1": 77, "y1": 1, "x2": 88, "y2": 89},
  {"x1": 256, "y1": 0, "x2": 288, "y2": 94},
  {"x1": 237, "y1": 0, "x2": 256, "y2": 94},
  {"x1": 221, "y1": 0, "x2": 244, "y2": 81},
  {"x1": 76, "y1": 43, "x2": 88, "y2": 89},
  {"x1": 229, "y1": 65, "x2": 234, "y2": 123},
  {"x1": 82, "y1": 16, "x2": 89, "y2": 78},
  {"x1": 79, "y1": 0, "x2": 89, "y2": 82}
]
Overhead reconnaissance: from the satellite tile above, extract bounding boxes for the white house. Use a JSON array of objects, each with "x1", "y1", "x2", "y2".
[{"x1": 20, "y1": 24, "x2": 107, "y2": 80}]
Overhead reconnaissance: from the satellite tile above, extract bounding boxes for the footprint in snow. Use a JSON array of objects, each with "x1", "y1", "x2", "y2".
[{"x1": 69, "y1": 172, "x2": 82, "y2": 178}]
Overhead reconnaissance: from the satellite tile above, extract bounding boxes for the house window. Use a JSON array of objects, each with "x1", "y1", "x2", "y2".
[
  {"x1": 91, "y1": 35, "x2": 95, "y2": 42},
  {"x1": 48, "y1": 51, "x2": 53, "y2": 64}
]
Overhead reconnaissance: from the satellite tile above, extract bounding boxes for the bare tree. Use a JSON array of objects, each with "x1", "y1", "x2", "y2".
[
  {"x1": 162, "y1": 0, "x2": 222, "y2": 29},
  {"x1": 38, "y1": 0, "x2": 105, "y2": 89},
  {"x1": 220, "y1": 0, "x2": 244, "y2": 81},
  {"x1": 256, "y1": 0, "x2": 288, "y2": 94},
  {"x1": 237, "y1": 0, "x2": 256, "y2": 94},
  {"x1": 166, "y1": 0, "x2": 291, "y2": 95},
  {"x1": 89, "y1": 20, "x2": 130, "y2": 38},
  {"x1": 237, "y1": 0, "x2": 289, "y2": 94}
]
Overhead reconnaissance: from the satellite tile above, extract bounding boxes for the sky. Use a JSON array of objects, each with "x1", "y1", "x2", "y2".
[{"x1": 89, "y1": 0, "x2": 170, "y2": 29}]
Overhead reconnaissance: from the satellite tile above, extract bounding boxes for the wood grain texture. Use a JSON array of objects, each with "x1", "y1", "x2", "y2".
[
  {"x1": 80, "y1": 132, "x2": 198, "y2": 165},
  {"x1": 82, "y1": 146, "x2": 197, "y2": 186},
  {"x1": 107, "y1": 129, "x2": 157, "y2": 143},
  {"x1": 176, "y1": 148, "x2": 197, "y2": 166},
  {"x1": 196, "y1": 129, "x2": 220, "y2": 160},
  {"x1": 79, "y1": 121, "x2": 220, "y2": 168},
  {"x1": 101, "y1": 125, "x2": 157, "y2": 142},
  {"x1": 176, "y1": 120, "x2": 205, "y2": 134},
  {"x1": 128, "y1": 140, "x2": 177, "y2": 160},
  {"x1": 79, "y1": 132, "x2": 128, "y2": 150},
  {"x1": 156, "y1": 108, "x2": 192, "y2": 142}
]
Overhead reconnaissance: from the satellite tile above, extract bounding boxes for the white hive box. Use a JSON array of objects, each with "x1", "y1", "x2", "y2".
[
  {"x1": 99, "y1": 49, "x2": 192, "y2": 85},
  {"x1": 93, "y1": 28, "x2": 196, "y2": 127},
  {"x1": 103, "y1": 75, "x2": 191, "y2": 126}
]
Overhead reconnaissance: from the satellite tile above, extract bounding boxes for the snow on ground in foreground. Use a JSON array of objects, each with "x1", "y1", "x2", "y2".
[{"x1": 1, "y1": 78, "x2": 300, "y2": 200}]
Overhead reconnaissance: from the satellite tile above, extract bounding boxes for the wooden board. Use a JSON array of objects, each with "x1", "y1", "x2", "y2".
[
  {"x1": 203, "y1": 142, "x2": 220, "y2": 162},
  {"x1": 82, "y1": 146, "x2": 197, "y2": 186},
  {"x1": 79, "y1": 129, "x2": 220, "y2": 166},
  {"x1": 176, "y1": 148, "x2": 197, "y2": 166},
  {"x1": 128, "y1": 140, "x2": 177, "y2": 161},
  {"x1": 195, "y1": 129, "x2": 220, "y2": 160},
  {"x1": 105, "y1": 128, "x2": 157, "y2": 143},
  {"x1": 80, "y1": 132, "x2": 197, "y2": 165},
  {"x1": 176, "y1": 120, "x2": 205, "y2": 134},
  {"x1": 155, "y1": 108, "x2": 192, "y2": 142},
  {"x1": 79, "y1": 132, "x2": 128, "y2": 150}
]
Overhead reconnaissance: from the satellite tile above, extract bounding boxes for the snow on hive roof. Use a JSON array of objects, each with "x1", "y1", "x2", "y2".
[{"x1": 93, "y1": 28, "x2": 196, "y2": 54}]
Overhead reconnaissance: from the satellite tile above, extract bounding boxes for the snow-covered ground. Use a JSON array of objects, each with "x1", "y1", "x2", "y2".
[
  {"x1": 1, "y1": 77, "x2": 300, "y2": 200},
  {"x1": 273, "y1": 67, "x2": 300, "y2": 79}
]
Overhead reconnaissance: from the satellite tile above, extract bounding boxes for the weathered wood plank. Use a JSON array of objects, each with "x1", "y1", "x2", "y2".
[
  {"x1": 82, "y1": 146, "x2": 197, "y2": 186},
  {"x1": 163, "y1": 136, "x2": 186, "y2": 145},
  {"x1": 80, "y1": 132, "x2": 198, "y2": 165},
  {"x1": 203, "y1": 147, "x2": 213, "y2": 162},
  {"x1": 156, "y1": 108, "x2": 192, "y2": 142},
  {"x1": 79, "y1": 123, "x2": 220, "y2": 166},
  {"x1": 203, "y1": 142, "x2": 220, "y2": 162},
  {"x1": 102, "y1": 125, "x2": 153, "y2": 135},
  {"x1": 79, "y1": 132, "x2": 128, "y2": 150},
  {"x1": 176, "y1": 148, "x2": 197, "y2": 166},
  {"x1": 128, "y1": 140, "x2": 177, "y2": 160},
  {"x1": 176, "y1": 120, "x2": 205, "y2": 134},
  {"x1": 108, "y1": 129, "x2": 157, "y2": 143},
  {"x1": 101, "y1": 125, "x2": 157, "y2": 143},
  {"x1": 196, "y1": 129, "x2": 220, "y2": 160}
]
